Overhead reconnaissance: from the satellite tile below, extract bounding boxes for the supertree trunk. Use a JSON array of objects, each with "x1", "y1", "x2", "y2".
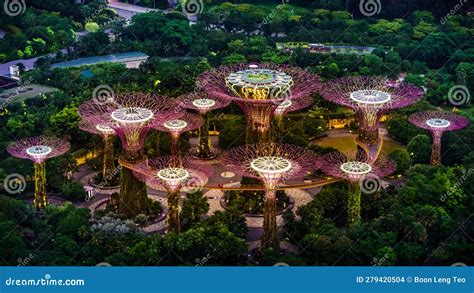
[
  {"x1": 119, "y1": 149, "x2": 148, "y2": 218},
  {"x1": 431, "y1": 133, "x2": 442, "y2": 166},
  {"x1": 170, "y1": 136, "x2": 180, "y2": 157},
  {"x1": 274, "y1": 116, "x2": 285, "y2": 143},
  {"x1": 261, "y1": 190, "x2": 279, "y2": 251},
  {"x1": 347, "y1": 182, "x2": 362, "y2": 226},
  {"x1": 358, "y1": 127, "x2": 379, "y2": 145},
  {"x1": 167, "y1": 191, "x2": 180, "y2": 233},
  {"x1": 33, "y1": 162, "x2": 48, "y2": 209},
  {"x1": 102, "y1": 135, "x2": 115, "y2": 179},
  {"x1": 196, "y1": 113, "x2": 213, "y2": 158}
]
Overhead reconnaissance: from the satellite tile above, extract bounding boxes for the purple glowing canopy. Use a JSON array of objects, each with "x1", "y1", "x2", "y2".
[
  {"x1": 78, "y1": 92, "x2": 178, "y2": 151},
  {"x1": 316, "y1": 150, "x2": 396, "y2": 182},
  {"x1": 409, "y1": 110, "x2": 469, "y2": 133},
  {"x1": 321, "y1": 76, "x2": 424, "y2": 112},
  {"x1": 7, "y1": 136, "x2": 70, "y2": 163},
  {"x1": 221, "y1": 143, "x2": 319, "y2": 189},
  {"x1": 130, "y1": 156, "x2": 213, "y2": 193}
]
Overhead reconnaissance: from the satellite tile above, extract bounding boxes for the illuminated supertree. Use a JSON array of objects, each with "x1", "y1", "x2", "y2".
[
  {"x1": 152, "y1": 112, "x2": 204, "y2": 157},
  {"x1": 7, "y1": 136, "x2": 70, "y2": 209},
  {"x1": 409, "y1": 110, "x2": 469, "y2": 165},
  {"x1": 78, "y1": 119, "x2": 116, "y2": 180},
  {"x1": 197, "y1": 63, "x2": 321, "y2": 143},
  {"x1": 131, "y1": 156, "x2": 212, "y2": 233},
  {"x1": 179, "y1": 92, "x2": 230, "y2": 159},
  {"x1": 273, "y1": 95, "x2": 313, "y2": 140},
  {"x1": 78, "y1": 93, "x2": 177, "y2": 217},
  {"x1": 221, "y1": 143, "x2": 319, "y2": 250},
  {"x1": 316, "y1": 150, "x2": 396, "y2": 226},
  {"x1": 321, "y1": 76, "x2": 424, "y2": 145}
]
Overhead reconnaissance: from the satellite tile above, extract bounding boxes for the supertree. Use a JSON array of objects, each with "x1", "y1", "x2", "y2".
[
  {"x1": 152, "y1": 112, "x2": 204, "y2": 157},
  {"x1": 7, "y1": 136, "x2": 70, "y2": 209},
  {"x1": 78, "y1": 93, "x2": 177, "y2": 217},
  {"x1": 316, "y1": 150, "x2": 396, "y2": 226},
  {"x1": 197, "y1": 63, "x2": 321, "y2": 144},
  {"x1": 321, "y1": 76, "x2": 424, "y2": 145},
  {"x1": 409, "y1": 110, "x2": 469, "y2": 165},
  {"x1": 273, "y1": 95, "x2": 313, "y2": 140},
  {"x1": 78, "y1": 119, "x2": 116, "y2": 180},
  {"x1": 221, "y1": 143, "x2": 319, "y2": 250},
  {"x1": 179, "y1": 92, "x2": 231, "y2": 159},
  {"x1": 131, "y1": 156, "x2": 212, "y2": 233}
]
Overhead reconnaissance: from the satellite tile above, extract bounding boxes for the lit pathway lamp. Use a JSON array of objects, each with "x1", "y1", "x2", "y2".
[
  {"x1": 78, "y1": 93, "x2": 177, "y2": 217},
  {"x1": 179, "y1": 92, "x2": 230, "y2": 159},
  {"x1": 78, "y1": 119, "x2": 116, "y2": 180},
  {"x1": 321, "y1": 77, "x2": 423, "y2": 145},
  {"x1": 409, "y1": 110, "x2": 469, "y2": 165},
  {"x1": 221, "y1": 143, "x2": 319, "y2": 250},
  {"x1": 197, "y1": 63, "x2": 321, "y2": 144},
  {"x1": 316, "y1": 150, "x2": 396, "y2": 226},
  {"x1": 131, "y1": 156, "x2": 211, "y2": 233},
  {"x1": 153, "y1": 112, "x2": 204, "y2": 157},
  {"x1": 7, "y1": 136, "x2": 70, "y2": 209}
]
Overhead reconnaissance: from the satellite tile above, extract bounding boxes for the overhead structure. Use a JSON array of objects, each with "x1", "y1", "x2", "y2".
[
  {"x1": 131, "y1": 156, "x2": 212, "y2": 233},
  {"x1": 409, "y1": 110, "x2": 469, "y2": 165},
  {"x1": 179, "y1": 92, "x2": 230, "y2": 159},
  {"x1": 7, "y1": 136, "x2": 70, "y2": 209},
  {"x1": 221, "y1": 143, "x2": 319, "y2": 250},
  {"x1": 321, "y1": 76, "x2": 424, "y2": 145},
  {"x1": 78, "y1": 119, "x2": 116, "y2": 180},
  {"x1": 197, "y1": 63, "x2": 321, "y2": 143},
  {"x1": 153, "y1": 112, "x2": 204, "y2": 157},
  {"x1": 316, "y1": 150, "x2": 396, "y2": 226},
  {"x1": 78, "y1": 92, "x2": 177, "y2": 217}
]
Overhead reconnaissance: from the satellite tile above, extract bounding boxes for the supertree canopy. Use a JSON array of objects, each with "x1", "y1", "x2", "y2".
[
  {"x1": 409, "y1": 110, "x2": 469, "y2": 165},
  {"x1": 78, "y1": 92, "x2": 177, "y2": 218},
  {"x1": 78, "y1": 119, "x2": 116, "y2": 180},
  {"x1": 197, "y1": 63, "x2": 321, "y2": 143},
  {"x1": 321, "y1": 76, "x2": 424, "y2": 145},
  {"x1": 221, "y1": 143, "x2": 319, "y2": 250},
  {"x1": 153, "y1": 112, "x2": 204, "y2": 157},
  {"x1": 179, "y1": 92, "x2": 231, "y2": 159},
  {"x1": 317, "y1": 150, "x2": 396, "y2": 225},
  {"x1": 131, "y1": 156, "x2": 212, "y2": 233},
  {"x1": 7, "y1": 136, "x2": 70, "y2": 209}
]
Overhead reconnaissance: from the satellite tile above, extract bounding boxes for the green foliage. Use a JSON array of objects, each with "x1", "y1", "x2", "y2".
[
  {"x1": 407, "y1": 134, "x2": 432, "y2": 164},
  {"x1": 389, "y1": 149, "x2": 412, "y2": 175},
  {"x1": 181, "y1": 191, "x2": 210, "y2": 225},
  {"x1": 60, "y1": 181, "x2": 87, "y2": 202}
]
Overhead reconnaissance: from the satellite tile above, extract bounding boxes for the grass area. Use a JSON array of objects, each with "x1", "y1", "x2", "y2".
[
  {"x1": 313, "y1": 135, "x2": 358, "y2": 153},
  {"x1": 313, "y1": 133, "x2": 407, "y2": 154}
]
